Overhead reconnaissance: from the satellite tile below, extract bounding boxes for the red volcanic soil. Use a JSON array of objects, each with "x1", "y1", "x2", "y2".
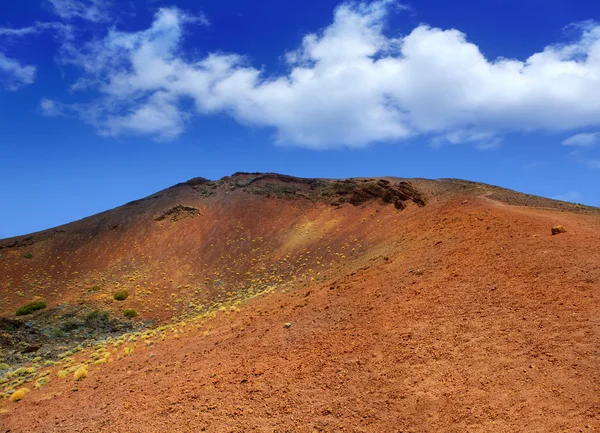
[{"x1": 1, "y1": 174, "x2": 600, "y2": 432}]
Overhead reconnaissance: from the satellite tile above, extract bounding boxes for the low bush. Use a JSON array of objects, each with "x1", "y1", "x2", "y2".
[
  {"x1": 23, "y1": 253, "x2": 33, "y2": 259},
  {"x1": 60, "y1": 319, "x2": 80, "y2": 332},
  {"x1": 113, "y1": 290, "x2": 129, "y2": 301},
  {"x1": 74, "y1": 365, "x2": 87, "y2": 381},
  {"x1": 50, "y1": 327, "x2": 66, "y2": 338},
  {"x1": 86, "y1": 310, "x2": 109, "y2": 322},
  {"x1": 9, "y1": 387, "x2": 29, "y2": 402},
  {"x1": 123, "y1": 309, "x2": 137, "y2": 319},
  {"x1": 16, "y1": 301, "x2": 46, "y2": 316}
]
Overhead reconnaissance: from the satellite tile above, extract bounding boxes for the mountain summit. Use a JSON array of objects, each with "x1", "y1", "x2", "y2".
[{"x1": 0, "y1": 173, "x2": 599, "y2": 432}]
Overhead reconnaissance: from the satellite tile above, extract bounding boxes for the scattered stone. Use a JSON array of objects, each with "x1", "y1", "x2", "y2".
[
  {"x1": 551, "y1": 226, "x2": 567, "y2": 235},
  {"x1": 283, "y1": 322, "x2": 292, "y2": 329}
]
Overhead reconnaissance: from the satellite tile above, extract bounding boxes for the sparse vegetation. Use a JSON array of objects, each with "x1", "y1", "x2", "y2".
[
  {"x1": 50, "y1": 327, "x2": 66, "y2": 338},
  {"x1": 23, "y1": 252, "x2": 33, "y2": 259},
  {"x1": 74, "y1": 365, "x2": 88, "y2": 381},
  {"x1": 86, "y1": 310, "x2": 109, "y2": 322},
  {"x1": 9, "y1": 387, "x2": 29, "y2": 402},
  {"x1": 16, "y1": 301, "x2": 46, "y2": 316},
  {"x1": 35, "y1": 375, "x2": 51, "y2": 389},
  {"x1": 114, "y1": 289, "x2": 129, "y2": 301},
  {"x1": 124, "y1": 309, "x2": 137, "y2": 319}
]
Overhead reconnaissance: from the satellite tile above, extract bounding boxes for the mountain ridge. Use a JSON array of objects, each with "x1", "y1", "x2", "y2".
[
  {"x1": 1, "y1": 173, "x2": 599, "y2": 431},
  {"x1": 1, "y1": 173, "x2": 595, "y2": 247}
]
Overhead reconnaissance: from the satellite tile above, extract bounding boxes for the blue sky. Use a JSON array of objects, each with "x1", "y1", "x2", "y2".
[{"x1": 1, "y1": 0, "x2": 599, "y2": 238}]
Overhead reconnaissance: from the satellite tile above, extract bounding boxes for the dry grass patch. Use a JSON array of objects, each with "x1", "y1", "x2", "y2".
[
  {"x1": 9, "y1": 388, "x2": 29, "y2": 402},
  {"x1": 73, "y1": 366, "x2": 88, "y2": 381}
]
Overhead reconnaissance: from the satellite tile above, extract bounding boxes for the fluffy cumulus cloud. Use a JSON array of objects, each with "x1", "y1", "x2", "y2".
[{"x1": 44, "y1": 1, "x2": 600, "y2": 147}]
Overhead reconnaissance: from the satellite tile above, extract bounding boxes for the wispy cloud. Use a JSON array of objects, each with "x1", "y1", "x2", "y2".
[
  {"x1": 562, "y1": 132, "x2": 599, "y2": 147},
  {"x1": 569, "y1": 150, "x2": 600, "y2": 169},
  {"x1": 0, "y1": 52, "x2": 36, "y2": 90},
  {"x1": 553, "y1": 191, "x2": 583, "y2": 202},
  {"x1": 40, "y1": 98, "x2": 65, "y2": 116},
  {"x1": 35, "y1": 1, "x2": 600, "y2": 148},
  {"x1": 0, "y1": 22, "x2": 72, "y2": 38},
  {"x1": 0, "y1": 21, "x2": 73, "y2": 91},
  {"x1": 586, "y1": 159, "x2": 600, "y2": 169},
  {"x1": 48, "y1": 0, "x2": 112, "y2": 22},
  {"x1": 522, "y1": 160, "x2": 547, "y2": 169}
]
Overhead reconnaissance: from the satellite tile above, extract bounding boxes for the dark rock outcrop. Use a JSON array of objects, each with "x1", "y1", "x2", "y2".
[{"x1": 155, "y1": 205, "x2": 201, "y2": 222}]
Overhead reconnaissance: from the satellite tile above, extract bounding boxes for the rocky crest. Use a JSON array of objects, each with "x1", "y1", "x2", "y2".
[{"x1": 223, "y1": 173, "x2": 426, "y2": 209}]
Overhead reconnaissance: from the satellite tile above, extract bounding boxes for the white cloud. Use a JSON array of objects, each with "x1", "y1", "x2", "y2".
[
  {"x1": 0, "y1": 53, "x2": 36, "y2": 90},
  {"x1": 48, "y1": 0, "x2": 111, "y2": 22},
  {"x1": 569, "y1": 150, "x2": 600, "y2": 169},
  {"x1": 584, "y1": 159, "x2": 600, "y2": 169},
  {"x1": 553, "y1": 191, "x2": 583, "y2": 202},
  {"x1": 103, "y1": 91, "x2": 187, "y2": 139},
  {"x1": 0, "y1": 21, "x2": 74, "y2": 91},
  {"x1": 52, "y1": 1, "x2": 600, "y2": 148},
  {"x1": 522, "y1": 160, "x2": 547, "y2": 169},
  {"x1": 431, "y1": 130, "x2": 502, "y2": 150},
  {"x1": 40, "y1": 98, "x2": 64, "y2": 116},
  {"x1": 0, "y1": 24, "x2": 50, "y2": 38},
  {"x1": 0, "y1": 22, "x2": 72, "y2": 38},
  {"x1": 562, "y1": 132, "x2": 599, "y2": 147}
]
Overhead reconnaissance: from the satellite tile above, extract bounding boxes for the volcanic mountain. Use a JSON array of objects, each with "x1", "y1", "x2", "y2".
[{"x1": 0, "y1": 173, "x2": 599, "y2": 432}]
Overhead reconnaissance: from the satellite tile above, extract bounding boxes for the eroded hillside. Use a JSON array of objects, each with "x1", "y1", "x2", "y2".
[
  {"x1": 0, "y1": 174, "x2": 599, "y2": 432},
  {"x1": 0, "y1": 175, "x2": 428, "y2": 364}
]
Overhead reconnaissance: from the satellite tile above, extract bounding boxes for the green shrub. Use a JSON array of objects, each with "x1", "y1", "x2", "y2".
[
  {"x1": 123, "y1": 309, "x2": 137, "y2": 319},
  {"x1": 60, "y1": 320, "x2": 79, "y2": 332},
  {"x1": 113, "y1": 290, "x2": 129, "y2": 301},
  {"x1": 50, "y1": 328, "x2": 65, "y2": 338},
  {"x1": 23, "y1": 253, "x2": 33, "y2": 259},
  {"x1": 16, "y1": 301, "x2": 46, "y2": 316},
  {"x1": 86, "y1": 310, "x2": 109, "y2": 322}
]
